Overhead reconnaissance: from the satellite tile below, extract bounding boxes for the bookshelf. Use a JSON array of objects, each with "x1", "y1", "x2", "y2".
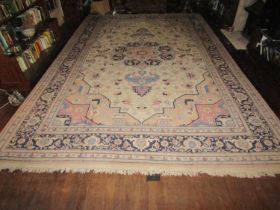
[
  {"x1": 1, "y1": 2, "x2": 33, "y2": 24},
  {"x1": 184, "y1": 0, "x2": 240, "y2": 28},
  {"x1": 0, "y1": 0, "x2": 62, "y2": 91}
]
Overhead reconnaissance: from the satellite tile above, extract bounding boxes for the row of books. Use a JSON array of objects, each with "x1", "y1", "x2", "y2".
[
  {"x1": 0, "y1": 7, "x2": 44, "y2": 55},
  {"x1": 13, "y1": 6, "x2": 45, "y2": 27},
  {"x1": 16, "y1": 29, "x2": 55, "y2": 71},
  {"x1": 0, "y1": 0, "x2": 37, "y2": 20}
]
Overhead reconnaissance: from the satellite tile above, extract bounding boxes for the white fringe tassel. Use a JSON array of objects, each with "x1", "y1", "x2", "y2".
[{"x1": 1, "y1": 161, "x2": 279, "y2": 177}]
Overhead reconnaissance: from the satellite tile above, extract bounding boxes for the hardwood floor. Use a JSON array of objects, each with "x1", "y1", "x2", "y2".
[
  {"x1": 0, "y1": 172, "x2": 279, "y2": 210},
  {"x1": 0, "y1": 10, "x2": 280, "y2": 210}
]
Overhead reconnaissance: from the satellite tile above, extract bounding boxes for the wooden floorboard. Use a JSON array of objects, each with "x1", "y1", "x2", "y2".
[
  {"x1": 0, "y1": 10, "x2": 280, "y2": 210},
  {"x1": 0, "y1": 172, "x2": 279, "y2": 210}
]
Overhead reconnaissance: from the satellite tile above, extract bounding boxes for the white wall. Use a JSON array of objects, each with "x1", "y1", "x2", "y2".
[{"x1": 233, "y1": 0, "x2": 257, "y2": 31}]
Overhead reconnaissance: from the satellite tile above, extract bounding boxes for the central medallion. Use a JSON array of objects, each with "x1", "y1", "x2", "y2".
[
  {"x1": 112, "y1": 41, "x2": 175, "y2": 69},
  {"x1": 112, "y1": 40, "x2": 176, "y2": 97}
]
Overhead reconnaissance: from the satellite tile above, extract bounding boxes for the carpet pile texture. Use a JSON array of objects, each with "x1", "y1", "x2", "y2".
[{"x1": 1, "y1": 14, "x2": 279, "y2": 176}]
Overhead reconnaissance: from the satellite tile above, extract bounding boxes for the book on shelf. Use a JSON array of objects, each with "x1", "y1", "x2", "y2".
[
  {"x1": 12, "y1": 6, "x2": 45, "y2": 27},
  {"x1": 0, "y1": 23, "x2": 21, "y2": 53},
  {"x1": 0, "y1": 6, "x2": 45, "y2": 55},
  {"x1": 0, "y1": 0, "x2": 37, "y2": 20},
  {"x1": 16, "y1": 29, "x2": 55, "y2": 72},
  {"x1": 16, "y1": 55, "x2": 28, "y2": 71}
]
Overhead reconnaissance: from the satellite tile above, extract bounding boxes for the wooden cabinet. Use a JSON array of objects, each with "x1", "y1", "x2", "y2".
[{"x1": 0, "y1": 60, "x2": 29, "y2": 89}]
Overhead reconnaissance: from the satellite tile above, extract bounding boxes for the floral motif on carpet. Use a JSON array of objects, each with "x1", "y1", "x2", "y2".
[{"x1": 0, "y1": 14, "x2": 279, "y2": 176}]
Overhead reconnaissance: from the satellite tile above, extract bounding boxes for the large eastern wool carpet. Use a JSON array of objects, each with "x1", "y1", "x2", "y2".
[{"x1": 1, "y1": 14, "x2": 280, "y2": 176}]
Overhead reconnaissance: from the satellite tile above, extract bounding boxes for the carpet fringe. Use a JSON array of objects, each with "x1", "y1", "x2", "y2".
[{"x1": 0, "y1": 161, "x2": 279, "y2": 177}]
